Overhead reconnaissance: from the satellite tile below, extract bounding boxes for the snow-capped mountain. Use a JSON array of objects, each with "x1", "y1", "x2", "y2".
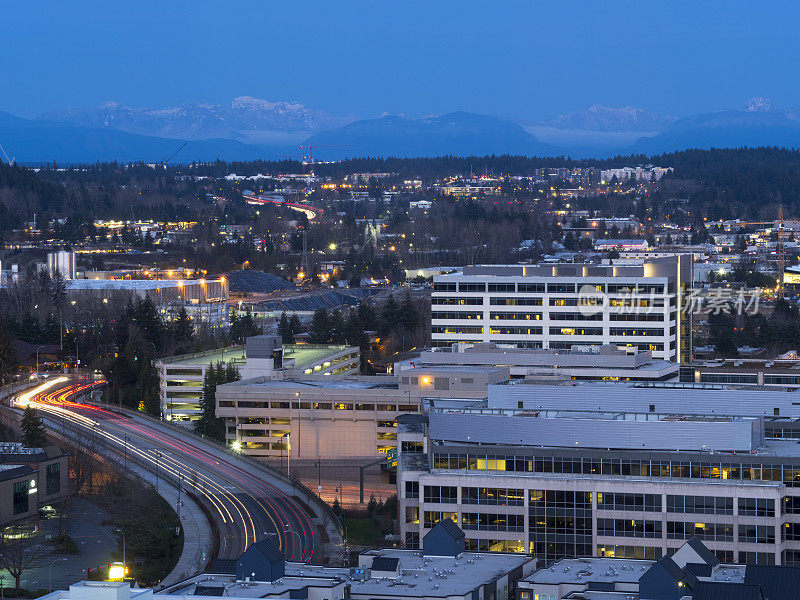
[
  {"x1": 39, "y1": 97, "x2": 352, "y2": 143},
  {"x1": 544, "y1": 104, "x2": 677, "y2": 132}
]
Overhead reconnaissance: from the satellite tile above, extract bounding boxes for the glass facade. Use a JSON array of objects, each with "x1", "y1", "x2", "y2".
[{"x1": 529, "y1": 490, "x2": 593, "y2": 563}]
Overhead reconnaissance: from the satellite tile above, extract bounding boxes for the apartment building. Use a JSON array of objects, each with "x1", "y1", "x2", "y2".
[
  {"x1": 430, "y1": 256, "x2": 692, "y2": 362},
  {"x1": 215, "y1": 366, "x2": 507, "y2": 459}
]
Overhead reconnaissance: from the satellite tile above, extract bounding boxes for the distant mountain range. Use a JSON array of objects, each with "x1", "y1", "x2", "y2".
[
  {"x1": 2, "y1": 97, "x2": 800, "y2": 163},
  {"x1": 543, "y1": 104, "x2": 677, "y2": 132}
]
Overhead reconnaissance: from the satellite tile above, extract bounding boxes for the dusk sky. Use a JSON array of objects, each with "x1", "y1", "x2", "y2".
[{"x1": 3, "y1": 0, "x2": 800, "y2": 121}]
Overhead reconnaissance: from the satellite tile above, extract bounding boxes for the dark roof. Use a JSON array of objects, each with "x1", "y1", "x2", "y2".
[
  {"x1": 11, "y1": 340, "x2": 61, "y2": 366},
  {"x1": 654, "y1": 556, "x2": 685, "y2": 583},
  {"x1": 192, "y1": 586, "x2": 225, "y2": 596},
  {"x1": 208, "y1": 559, "x2": 236, "y2": 574},
  {"x1": 225, "y1": 271, "x2": 294, "y2": 294},
  {"x1": 685, "y1": 563, "x2": 713, "y2": 578},
  {"x1": 431, "y1": 518, "x2": 465, "y2": 541},
  {"x1": 744, "y1": 565, "x2": 800, "y2": 600},
  {"x1": 0, "y1": 465, "x2": 34, "y2": 482},
  {"x1": 693, "y1": 582, "x2": 763, "y2": 600},
  {"x1": 248, "y1": 538, "x2": 284, "y2": 563},
  {"x1": 371, "y1": 557, "x2": 399, "y2": 573},
  {"x1": 686, "y1": 537, "x2": 721, "y2": 567}
]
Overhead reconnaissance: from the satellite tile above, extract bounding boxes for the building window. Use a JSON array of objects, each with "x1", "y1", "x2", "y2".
[
  {"x1": 739, "y1": 498, "x2": 775, "y2": 517},
  {"x1": 423, "y1": 511, "x2": 457, "y2": 528},
  {"x1": 459, "y1": 283, "x2": 486, "y2": 293},
  {"x1": 488, "y1": 283, "x2": 516, "y2": 292},
  {"x1": 596, "y1": 545, "x2": 662, "y2": 560},
  {"x1": 738, "y1": 524, "x2": 775, "y2": 544},
  {"x1": 46, "y1": 463, "x2": 60, "y2": 496},
  {"x1": 13, "y1": 481, "x2": 28, "y2": 515},
  {"x1": 423, "y1": 486, "x2": 457, "y2": 503},
  {"x1": 404, "y1": 481, "x2": 419, "y2": 499}
]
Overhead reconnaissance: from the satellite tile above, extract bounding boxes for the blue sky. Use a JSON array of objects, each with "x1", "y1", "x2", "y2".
[{"x1": 2, "y1": 0, "x2": 799, "y2": 120}]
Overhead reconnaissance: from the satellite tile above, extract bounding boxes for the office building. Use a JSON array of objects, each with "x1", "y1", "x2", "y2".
[
  {"x1": 0, "y1": 443, "x2": 68, "y2": 526},
  {"x1": 157, "y1": 335, "x2": 359, "y2": 422},
  {"x1": 396, "y1": 382, "x2": 800, "y2": 566},
  {"x1": 680, "y1": 358, "x2": 800, "y2": 387},
  {"x1": 215, "y1": 366, "x2": 506, "y2": 459},
  {"x1": 518, "y1": 536, "x2": 800, "y2": 600},
  {"x1": 396, "y1": 344, "x2": 679, "y2": 382},
  {"x1": 430, "y1": 255, "x2": 692, "y2": 362},
  {"x1": 45, "y1": 524, "x2": 536, "y2": 600}
]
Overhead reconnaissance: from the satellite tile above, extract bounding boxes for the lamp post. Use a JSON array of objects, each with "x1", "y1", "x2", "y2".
[
  {"x1": 49, "y1": 558, "x2": 67, "y2": 591},
  {"x1": 284, "y1": 525, "x2": 302, "y2": 558},
  {"x1": 115, "y1": 528, "x2": 126, "y2": 574},
  {"x1": 35, "y1": 345, "x2": 44, "y2": 377}
]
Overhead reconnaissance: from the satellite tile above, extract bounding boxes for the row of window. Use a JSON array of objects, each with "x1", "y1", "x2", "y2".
[
  {"x1": 597, "y1": 518, "x2": 662, "y2": 538},
  {"x1": 430, "y1": 451, "x2": 800, "y2": 486},
  {"x1": 667, "y1": 521, "x2": 733, "y2": 541},
  {"x1": 433, "y1": 282, "x2": 668, "y2": 294},
  {"x1": 462, "y1": 512, "x2": 525, "y2": 532}
]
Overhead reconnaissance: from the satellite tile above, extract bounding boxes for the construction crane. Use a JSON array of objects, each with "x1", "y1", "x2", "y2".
[
  {"x1": 298, "y1": 144, "x2": 352, "y2": 175},
  {"x1": 162, "y1": 142, "x2": 187, "y2": 166},
  {"x1": 778, "y1": 203, "x2": 786, "y2": 301},
  {"x1": 0, "y1": 141, "x2": 14, "y2": 165}
]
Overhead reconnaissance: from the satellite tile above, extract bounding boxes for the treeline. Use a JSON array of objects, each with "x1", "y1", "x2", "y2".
[{"x1": 709, "y1": 299, "x2": 800, "y2": 357}]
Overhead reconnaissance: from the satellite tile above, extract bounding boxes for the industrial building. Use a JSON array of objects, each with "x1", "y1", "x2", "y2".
[
  {"x1": 157, "y1": 335, "x2": 359, "y2": 422},
  {"x1": 396, "y1": 343, "x2": 679, "y2": 382},
  {"x1": 215, "y1": 366, "x2": 506, "y2": 459},
  {"x1": 430, "y1": 255, "x2": 693, "y2": 362},
  {"x1": 396, "y1": 379, "x2": 800, "y2": 566},
  {"x1": 680, "y1": 357, "x2": 800, "y2": 387},
  {"x1": 66, "y1": 277, "x2": 228, "y2": 304}
]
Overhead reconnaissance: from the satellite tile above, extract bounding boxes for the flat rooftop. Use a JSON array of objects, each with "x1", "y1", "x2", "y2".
[
  {"x1": 353, "y1": 549, "x2": 533, "y2": 597},
  {"x1": 162, "y1": 344, "x2": 351, "y2": 369},
  {"x1": 227, "y1": 378, "x2": 397, "y2": 390},
  {"x1": 163, "y1": 573, "x2": 342, "y2": 597},
  {"x1": 67, "y1": 279, "x2": 222, "y2": 290}
]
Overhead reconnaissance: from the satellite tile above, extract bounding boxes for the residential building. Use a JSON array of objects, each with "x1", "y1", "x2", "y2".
[
  {"x1": 396, "y1": 382, "x2": 800, "y2": 566},
  {"x1": 156, "y1": 336, "x2": 359, "y2": 422},
  {"x1": 593, "y1": 239, "x2": 649, "y2": 251},
  {"x1": 518, "y1": 536, "x2": 800, "y2": 600},
  {"x1": 0, "y1": 443, "x2": 69, "y2": 526},
  {"x1": 396, "y1": 344, "x2": 679, "y2": 382},
  {"x1": 215, "y1": 366, "x2": 507, "y2": 459},
  {"x1": 430, "y1": 255, "x2": 693, "y2": 362}
]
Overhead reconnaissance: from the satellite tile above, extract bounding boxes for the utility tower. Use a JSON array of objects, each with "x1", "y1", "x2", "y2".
[
  {"x1": 778, "y1": 203, "x2": 786, "y2": 301},
  {"x1": 301, "y1": 228, "x2": 310, "y2": 277}
]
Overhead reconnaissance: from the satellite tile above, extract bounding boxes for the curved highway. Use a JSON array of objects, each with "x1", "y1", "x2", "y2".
[{"x1": 16, "y1": 378, "x2": 319, "y2": 562}]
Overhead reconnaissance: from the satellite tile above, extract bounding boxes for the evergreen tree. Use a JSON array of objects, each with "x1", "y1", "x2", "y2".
[
  {"x1": 172, "y1": 307, "x2": 193, "y2": 345},
  {"x1": 278, "y1": 313, "x2": 293, "y2": 344},
  {"x1": 379, "y1": 296, "x2": 398, "y2": 336},
  {"x1": 289, "y1": 314, "x2": 303, "y2": 338},
  {"x1": 21, "y1": 406, "x2": 47, "y2": 447},
  {"x1": 0, "y1": 326, "x2": 17, "y2": 385},
  {"x1": 398, "y1": 294, "x2": 421, "y2": 331},
  {"x1": 309, "y1": 308, "x2": 332, "y2": 343},
  {"x1": 196, "y1": 362, "x2": 225, "y2": 442}
]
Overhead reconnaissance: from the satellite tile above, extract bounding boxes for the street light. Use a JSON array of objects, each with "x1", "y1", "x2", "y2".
[
  {"x1": 115, "y1": 528, "x2": 126, "y2": 574},
  {"x1": 49, "y1": 558, "x2": 67, "y2": 591},
  {"x1": 284, "y1": 525, "x2": 302, "y2": 556}
]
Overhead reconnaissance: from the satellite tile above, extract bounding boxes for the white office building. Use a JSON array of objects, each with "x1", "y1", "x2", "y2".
[{"x1": 430, "y1": 255, "x2": 692, "y2": 362}]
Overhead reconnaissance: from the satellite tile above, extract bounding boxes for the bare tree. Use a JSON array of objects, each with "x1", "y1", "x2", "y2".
[
  {"x1": 0, "y1": 535, "x2": 52, "y2": 589},
  {"x1": 68, "y1": 439, "x2": 97, "y2": 496}
]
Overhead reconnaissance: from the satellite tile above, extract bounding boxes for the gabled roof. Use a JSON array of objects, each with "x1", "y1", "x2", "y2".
[
  {"x1": 371, "y1": 557, "x2": 399, "y2": 573},
  {"x1": 693, "y1": 582, "x2": 763, "y2": 600},
  {"x1": 744, "y1": 565, "x2": 800, "y2": 600},
  {"x1": 686, "y1": 537, "x2": 721, "y2": 567},
  {"x1": 431, "y1": 518, "x2": 465, "y2": 541},
  {"x1": 247, "y1": 538, "x2": 284, "y2": 564}
]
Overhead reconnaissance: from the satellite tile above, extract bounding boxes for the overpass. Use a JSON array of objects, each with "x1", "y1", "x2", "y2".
[{"x1": 11, "y1": 378, "x2": 342, "y2": 566}]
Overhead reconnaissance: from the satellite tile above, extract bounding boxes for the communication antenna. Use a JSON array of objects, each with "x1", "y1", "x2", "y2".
[{"x1": 301, "y1": 228, "x2": 310, "y2": 278}]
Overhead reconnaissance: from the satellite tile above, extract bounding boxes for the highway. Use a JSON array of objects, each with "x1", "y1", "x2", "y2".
[
  {"x1": 15, "y1": 378, "x2": 323, "y2": 563},
  {"x1": 242, "y1": 194, "x2": 324, "y2": 220}
]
